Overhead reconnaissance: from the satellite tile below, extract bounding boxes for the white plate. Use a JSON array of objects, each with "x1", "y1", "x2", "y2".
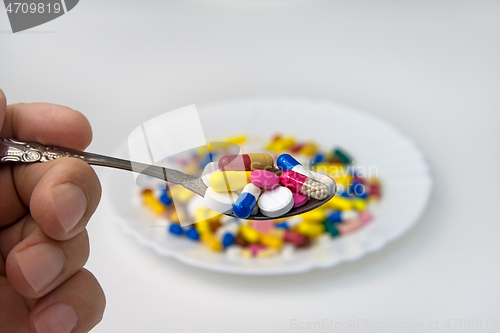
[{"x1": 101, "y1": 97, "x2": 433, "y2": 275}]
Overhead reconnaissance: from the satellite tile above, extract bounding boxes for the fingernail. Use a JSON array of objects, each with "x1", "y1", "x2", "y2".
[
  {"x1": 17, "y1": 243, "x2": 64, "y2": 292},
  {"x1": 52, "y1": 183, "x2": 87, "y2": 233},
  {"x1": 34, "y1": 303, "x2": 78, "y2": 333}
]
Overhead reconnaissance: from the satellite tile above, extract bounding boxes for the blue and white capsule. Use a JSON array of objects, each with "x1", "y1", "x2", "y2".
[
  {"x1": 327, "y1": 210, "x2": 359, "y2": 223},
  {"x1": 216, "y1": 221, "x2": 239, "y2": 248},
  {"x1": 233, "y1": 183, "x2": 262, "y2": 219},
  {"x1": 277, "y1": 154, "x2": 315, "y2": 180}
]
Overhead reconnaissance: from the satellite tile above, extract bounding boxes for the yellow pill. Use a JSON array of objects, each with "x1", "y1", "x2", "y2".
[
  {"x1": 261, "y1": 234, "x2": 283, "y2": 249},
  {"x1": 326, "y1": 196, "x2": 353, "y2": 210},
  {"x1": 273, "y1": 136, "x2": 295, "y2": 152},
  {"x1": 169, "y1": 186, "x2": 195, "y2": 204},
  {"x1": 267, "y1": 228, "x2": 285, "y2": 239},
  {"x1": 224, "y1": 135, "x2": 247, "y2": 145},
  {"x1": 301, "y1": 209, "x2": 327, "y2": 223},
  {"x1": 184, "y1": 161, "x2": 200, "y2": 175},
  {"x1": 195, "y1": 221, "x2": 211, "y2": 234},
  {"x1": 240, "y1": 225, "x2": 261, "y2": 243},
  {"x1": 201, "y1": 233, "x2": 222, "y2": 252},
  {"x1": 297, "y1": 222, "x2": 325, "y2": 238},
  {"x1": 313, "y1": 163, "x2": 345, "y2": 179},
  {"x1": 143, "y1": 191, "x2": 166, "y2": 215},
  {"x1": 333, "y1": 174, "x2": 353, "y2": 187},
  {"x1": 299, "y1": 143, "x2": 319, "y2": 156},
  {"x1": 169, "y1": 210, "x2": 180, "y2": 223},
  {"x1": 209, "y1": 171, "x2": 251, "y2": 192},
  {"x1": 353, "y1": 198, "x2": 368, "y2": 211},
  {"x1": 257, "y1": 248, "x2": 278, "y2": 258}
]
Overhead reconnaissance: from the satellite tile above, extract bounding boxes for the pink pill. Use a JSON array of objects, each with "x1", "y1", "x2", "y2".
[
  {"x1": 251, "y1": 220, "x2": 275, "y2": 234},
  {"x1": 337, "y1": 218, "x2": 363, "y2": 235},
  {"x1": 248, "y1": 244, "x2": 266, "y2": 256},
  {"x1": 250, "y1": 170, "x2": 280, "y2": 189},
  {"x1": 292, "y1": 193, "x2": 308, "y2": 208},
  {"x1": 359, "y1": 210, "x2": 373, "y2": 224}
]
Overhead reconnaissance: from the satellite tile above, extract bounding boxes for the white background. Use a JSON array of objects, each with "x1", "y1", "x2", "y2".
[{"x1": 1, "y1": 1, "x2": 500, "y2": 332}]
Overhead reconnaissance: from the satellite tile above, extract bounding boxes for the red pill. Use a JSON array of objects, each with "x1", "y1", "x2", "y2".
[
  {"x1": 369, "y1": 182, "x2": 381, "y2": 198},
  {"x1": 284, "y1": 230, "x2": 305, "y2": 245}
]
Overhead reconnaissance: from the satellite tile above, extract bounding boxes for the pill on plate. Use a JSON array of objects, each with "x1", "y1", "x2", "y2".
[
  {"x1": 216, "y1": 222, "x2": 239, "y2": 248},
  {"x1": 209, "y1": 171, "x2": 251, "y2": 192},
  {"x1": 359, "y1": 210, "x2": 373, "y2": 224},
  {"x1": 201, "y1": 233, "x2": 222, "y2": 251},
  {"x1": 337, "y1": 218, "x2": 363, "y2": 234},
  {"x1": 203, "y1": 188, "x2": 238, "y2": 214},
  {"x1": 299, "y1": 143, "x2": 319, "y2": 156},
  {"x1": 325, "y1": 196, "x2": 353, "y2": 210},
  {"x1": 258, "y1": 186, "x2": 294, "y2": 218},
  {"x1": 250, "y1": 220, "x2": 274, "y2": 234},
  {"x1": 296, "y1": 222, "x2": 325, "y2": 238},
  {"x1": 250, "y1": 169, "x2": 280, "y2": 189},
  {"x1": 323, "y1": 220, "x2": 340, "y2": 237},
  {"x1": 260, "y1": 234, "x2": 283, "y2": 249},
  {"x1": 311, "y1": 152, "x2": 324, "y2": 166},
  {"x1": 257, "y1": 247, "x2": 278, "y2": 258},
  {"x1": 277, "y1": 153, "x2": 315, "y2": 180},
  {"x1": 240, "y1": 224, "x2": 261, "y2": 243},
  {"x1": 185, "y1": 227, "x2": 200, "y2": 240},
  {"x1": 168, "y1": 223, "x2": 183, "y2": 236},
  {"x1": 248, "y1": 244, "x2": 266, "y2": 256},
  {"x1": 301, "y1": 209, "x2": 326, "y2": 223},
  {"x1": 283, "y1": 230, "x2": 305, "y2": 246},
  {"x1": 219, "y1": 153, "x2": 274, "y2": 171},
  {"x1": 353, "y1": 198, "x2": 367, "y2": 211},
  {"x1": 225, "y1": 245, "x2": 243, "y2": 260},
  {"x1": 234, "y1": 234, "x2": 249, "y2": 247},
  {"x1": 233, "y1": 183, "x2": 261, "y2": 219},
  {"x1": 292, "y1": 193, "x2": 308, "y2": 208},
  {"x1": 169, "y1": 186, "x2": 195, "y2": 204},
  {"x1": 333, "y1": 147, "x2": 353, "y2": 165},
  {"x1": 351, "y1": 181, "x2": 368, "y2": 199},
  {"x1": 159, "y1": 188, "x2": 172, "y2": 206},
  {"x1": 281, "y1": 244, "x2": 296, "y2": 260},
  {"x1": 202, "y1": 162, "x2": 219, "y2": 187},
  {"x1": 327, "y1": 210, "x2": 359, "y2": 223},
  {"x1": 142, "y1": 190, "x2": 166, "y2": 215}
]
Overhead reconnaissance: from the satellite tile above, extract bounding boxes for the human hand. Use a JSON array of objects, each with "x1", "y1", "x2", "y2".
[{"x1": 0, "y1": 89, "x2": 105, "y2": 333}]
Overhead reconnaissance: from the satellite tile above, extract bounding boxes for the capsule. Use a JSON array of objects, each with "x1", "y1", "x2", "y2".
[
  {"x1": 279, "y1": 170, "x2": 329, "y2": 200},
  {"x1": 277, "y1": 153, "x2": 315, "y2": 179},
  {"x1": 350, "y1": 181, "x2": 368, "y2": 199},
  {"x1": 327, "y1": 210, "x2": 359, "y2": 223},
  {"x1": 218, "y1": 153, "x2": 274, "y2": 171},
  {"x1": 232, "y1": 185, "x2": 259, "y2": 219},
  {"x1": 209, "y1": 171, "x2": 251, "y2": 192},
  {"x1": 168, "y1": 223, "x2": 183, "y2": 236},
  {"x1": 333, "y1": 147, "x2": 353, "y2": 165},
  {"x1": 216, "y1": 222, "x2": 239, "y2": 248}
]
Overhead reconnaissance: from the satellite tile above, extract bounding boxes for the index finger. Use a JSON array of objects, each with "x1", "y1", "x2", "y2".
[{"x1": 0, "y1": 90, "x2": 92, "y2": 150}]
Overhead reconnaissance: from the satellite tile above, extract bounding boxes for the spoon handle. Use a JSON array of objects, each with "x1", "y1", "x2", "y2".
[{"x1": 0, "y1": 138, "x2": 207, "y2": 197}]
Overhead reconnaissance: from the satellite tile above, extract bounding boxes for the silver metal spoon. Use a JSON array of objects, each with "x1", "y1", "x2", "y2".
[{"x1": 0, "y1": 138, "x2": 336, "y2": 220}]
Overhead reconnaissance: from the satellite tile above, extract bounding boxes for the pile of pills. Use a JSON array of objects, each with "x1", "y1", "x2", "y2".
[
  {"x1": 140, "y1": 134, "x2": 382, "y2": 259},
  {"x1": 202, "y1": 152, "x2": 330, "y2": 219}
]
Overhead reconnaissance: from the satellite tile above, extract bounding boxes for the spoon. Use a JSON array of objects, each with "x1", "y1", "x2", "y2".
[{"x1": 0, "y1": 137, "x2": 336, "y2": 220}]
